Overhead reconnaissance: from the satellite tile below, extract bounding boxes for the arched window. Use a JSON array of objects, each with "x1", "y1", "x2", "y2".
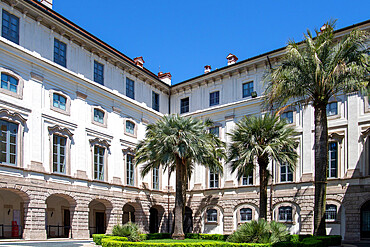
[
  {"x1": 53, "y1": 93, "x2": 67, "y2": 111},
  {"x1": 0, "y1": 68, "x2": 24, "y2": 99},
  {"x1": 206, "y1": 209, "x2": 218, "y2": 223},
  {"x1": 278, "y1": 206, "x2": 292, "y2": 222},
  {"x1": 325, "y1": 204, "x2": 337, "y2": 221},
  {"x1": 91, "y1": 107, "x2": 107, "y2": 127},
  {"x1": 240, "y1": 208, "x2": 252, "y2": 222},
  {"x1": 94, "y1": 109, "x2": 104, "y2": 124}
]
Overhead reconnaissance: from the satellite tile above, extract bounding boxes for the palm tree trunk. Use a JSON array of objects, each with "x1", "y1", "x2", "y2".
[
  {"x1": 172, "y1": 158, "x2": 185, "y2": 240},
  {"x1": 313, "y1": 104, "x2": 328, "y2": 236},
  {"x1": 258, "y1": 155, "x2": 269, "y2": 220}
]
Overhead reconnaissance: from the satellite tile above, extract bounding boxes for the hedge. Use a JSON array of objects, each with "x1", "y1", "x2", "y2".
[
  {"x1": 101, "y1": 241, "x2": 271, "y2": 247},
  {"x1": 185, "y1": 233, "x2": 229, "y2": 241},
  {"x1": 273, "y1": 235, "x2": 342, "y2": 247},
  {"x1": 140, "y1": 233, "x2": 172, "y2": 240},
  {"x1": 93, "y1": 234, "x2": 128, "y2": 245}
]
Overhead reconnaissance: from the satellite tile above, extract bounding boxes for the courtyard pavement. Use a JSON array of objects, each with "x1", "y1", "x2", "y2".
[{"x1": 0, "y1": 240, "x2": 95, "y2": 247}]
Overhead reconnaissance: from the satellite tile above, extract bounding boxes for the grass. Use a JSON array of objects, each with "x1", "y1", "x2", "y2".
[{"x1": 144, "y1": 239, "x2": 225, "y2": 243}]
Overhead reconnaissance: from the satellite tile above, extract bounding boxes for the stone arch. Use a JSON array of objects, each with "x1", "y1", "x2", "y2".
[
  {"x1": 45, "y1": 193, "x2": 77, "y2": 238},
  {"x1": 272, "y1": 201, "x2": 301, "y2": 234},
  {"x1": 88, "y1": 198, "x2": 114, "y2": 236},
  {"x1": 200, "y1": 204, "x2": 224, "y2": 234},
  {"x1": 233, "y1": 202, "x2": 259, "y2": 230},
  {"x1": 0, "y1": 188, "x2": 30, "y2": 239},
  {"x1": 149, "y1": 204, "x2": 165, "y2": 233}
]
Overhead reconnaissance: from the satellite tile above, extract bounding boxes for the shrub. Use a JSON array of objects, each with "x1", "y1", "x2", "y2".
[
  {"x1": 227, "y1": 220, "x2": 289, "y2": 244},
  {"x1": 184, "y1": 233, "x2": 229, "y2": 241},
  {"x1": 112, "y1": 222, "x2": 143, "y2": 242},
  {"x1": 93, "y1": 234, "x2": 110, "y2": 245}
]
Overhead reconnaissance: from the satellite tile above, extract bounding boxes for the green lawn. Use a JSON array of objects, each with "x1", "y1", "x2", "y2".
[{"x1": 144, "y1": 239, "x2": 225, "y2": 243}]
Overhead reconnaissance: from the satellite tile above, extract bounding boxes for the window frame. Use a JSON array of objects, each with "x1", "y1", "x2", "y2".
[
  {"x1": 152, "y1": 91, "x2": 160, "y2": 112},
  {"x1": 328, "y1": 142, "x2": 338, "y2": 178},
  {"x1": 209, "y1": 170, "x2": 219, "y2": 189},
  {"x1": 48, "y1": 125, "x2": 73, "y2": 176},
  {"x1": 2, "y1": 9, "x2": 19, "y2": 44},
  {"x1": 126, "y1": 77, "x2": 135, "y2": 100},
  {"x1": 326, "y1": 101, "x2": 338, "y2": 117},
  {"x1": 209, "y1": 126, "x2": 220, "y2": 138},
  {"x1": 280, "y1": 111, "x2": 295, "y2": 125},
  {"x1": 54, "y1": 38, "x2": 67, "y2": 67},
  {"x1": 240, "y1": 208, "x2": 253, "y2": 222},
  {"x1": 49, "y1": 89, "x2": 71, "y2": 115},
  {"x1": 241, "y1": 173, "x2": 253, "y2": 186},
  {"x1": 180, "y1": 97, "x2": 190, "y2": 114},
  {"x1": 89, "y1": 138, "x2": 110, "y2": 182},
  {"x1": 325, "y1": 204, "x2": 337, "y2": 222},
  {"x1": 124, "y1": 119, "x2": 138, "y2": 138},
  {"x1": 126, "y1": 154, "x2": 135, "y2": 186},
  {"x1": 278, "y1": 206, "x2": 293, "y2": 223},
  {"x1": 280, "y1": 163, "x2": 294, "y2": 183},
  {"x1": 205, "y1": 208, "x2": 218, "y2": 224},
  {"x1": 0, "y1": 68, "x2": 24, "y2": 99},
  {"x1": 242, "y1": 81, "x2": 254, "y2": 98},
  {"x1": 152, "y1": 166, "x2": 160, "y2": 190},
  {"x1": 91, "y1": 106, "x2": 107, "y2": 128},
  {"x1": 209, "y1": 91, "x2": 220, "y2": 107},
  {"x1": 0, "y1": 119, "x2": 18, "y2": 165},
  {"x1": 0, "y1": 109, "x2": 26, "y2": 168},
  {"x1": 93, "y1": 61, "x2": 104, "y2": 85}
]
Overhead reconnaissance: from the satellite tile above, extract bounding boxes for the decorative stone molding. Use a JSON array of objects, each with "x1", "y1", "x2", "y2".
[
  {"x1": 0, "y1": 108, "x2": 27, "y2": 124},
  {"x1": 47, "y1": 125, "x2": 73, "y2": 138},
  {"x1": 112, "y1": 106, "x2": 121, "y2": 113},
  {"x1": 76, "y1": 91, "x2": 87, "y2": 100},
  {"x1": 122, "y1": 147, "x2": 135, "y2": 155},
  {"x1": 329, "y1": 131, "x2": 345, "y2": 143},
  {"x1": 91, "y1": 106, "x2": 108, "y2": 128},
  {"x1": 89, "y1": 137, "x2": 110, "y2": 148},
  {"x1": 30, "y1": 72, "x2": 44, "y2": 82},
  {"x1": 27, "y1": 161, "x2": 45, "y2": 172}
]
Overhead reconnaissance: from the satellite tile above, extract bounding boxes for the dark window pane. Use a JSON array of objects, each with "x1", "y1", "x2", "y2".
[
  {"x1": 242, "y1": 82, "x2": 254, "y2": 98},
  {"x1": 54, "y1": 39, "x2": 67, "y2": 67},
  {"x1": 2, "y1": 10, "x2": 19, "y2": 44},
  {"x1": 94, "y1": 61, "x2": 104, "y2": 85},
  {"x1": 180, "y1": 97, "x2": 189, "y2": 114},
  {"x1": 126, "y1": 78, "x2": 135, "y2": 99},
  {"x1": 210, "y1": 91, "x2": 220, "y2": 106},
  {"x1": 152, "y1": 91, "x2": 160, "y2": 111}
]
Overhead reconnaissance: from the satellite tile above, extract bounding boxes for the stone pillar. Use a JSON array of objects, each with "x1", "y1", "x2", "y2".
[
  {"x1": 23, "y1": 202, "x2": 47, "y2": 240},
  {"x1": 106, "y1": 207, "x2": 122, "y2": 234},
  {"x1": 70, "y1": 205, "x2": 89, "y2": 239},
  {"x1": 223, "y1": 214, "x2": 234, "y2": 234}
]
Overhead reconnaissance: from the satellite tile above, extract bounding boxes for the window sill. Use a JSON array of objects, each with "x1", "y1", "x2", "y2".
[
  {"x1": 50, "y1": 106, "x2": 70, "y2": 116},
  {"x1": 124, "y1": 132, "x2": 137, "y2": 138},
  {"x1": 0, "y1": 88, "x2": 22, "y2": 99},
  {"x1": 205, "y1": 221, "x2": 218, "y2": 225},
  {"x1": 327, "y1": 114, "x2": 340, "y2": 120},
  {"x1": 92, "y1": 121, "x2": 107, "y2": 128}
]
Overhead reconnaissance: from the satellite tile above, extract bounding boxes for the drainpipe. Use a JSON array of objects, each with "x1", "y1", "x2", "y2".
[{"x1": 270, "y1": 160, "x2": 274, "y2": 221}]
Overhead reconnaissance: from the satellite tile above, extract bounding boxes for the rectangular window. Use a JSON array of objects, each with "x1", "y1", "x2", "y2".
[
  {"x1": 152, "y1": 91, "x2": 159, "y2": 112},
  {"x1": 280, "y1": 163, "x2": 293, "y2": 182},
  {"x1": 94, "y1": 61, "x2": 104, "y2": 85},
  {"x1": 325, "y1": 205, "x2": 337, "y2": 221},
  {"x1": 240, "y1": 208, "x2": 252, "y2": 221},
  {"x1": 278, "y1": 206, "x2": 292, "y2": 222},
  {"x1": 328, "y1": 142, "x2": 338, "y2": 178},
  {"x1": 126, "y1": 78, "x2": 135, "y2": 99},
  {"x1": 126, "y1": 154, "x2": 135, "y2": 186},
  {"x1": 94, "y1": 146, "x2": 105, "y2": 180},
  {"x1": 209, "y1": 127, "x2": 219, "y2": 137},
  {"x1": 242, "y1": 82, "x2": 254, "y2": 98},
  {"x1": 2, "y1": 10, "x2": 19, "y2": 44},
  {"x1": 153, "y1": 167, "x2": 159, "y2": 190},
  {"x1": 209, "y1": 171, "x2": 219, "y2": 188},
  {"x1": 1, "y1": 73, "x2": 18, "y2": 93},
  {"x1": 180, "y1": 97, "x2": 189, "y2": 114},
  {"x1": 326, "y1": 102, "x2": 338, "y2": 116},
  {"x1": 0, "y1": 119, "x2": 18, "y2": 165},
  {"x1": 242, "y1": 174, "x2": 253, "y2": 185},
  {"x1": 94, "y1": 109, "x2": 104, "y2": 124},
  {"x1": 53, "y1": 135, "x2": 66, "y2": 173},
  {"x1": 53, "y1": 93, "x2": 66, "y2": 111},
  {"x1": 209, "y1": 91, "x2": 220, "y2": 106},
  {"x1": 281, "y1": 111, "x2": 293, "y2": 124},
  {"x1": 54, "y1": 39, "x2": 67, "y2": 67},
  {"x1": 207, "y1": 209, "x2": 218, "y2": 222}
]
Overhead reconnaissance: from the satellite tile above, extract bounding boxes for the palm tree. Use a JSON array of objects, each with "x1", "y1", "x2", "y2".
[
  {"x1": 228, "y1": 113, "x2": 298, "y2": 220},
  {"x1": 264, "y1": 20, "x2": 369, "y2": 235},
  {"x1": 135, "y1": 114, "x2": 225, "y2": 239}
]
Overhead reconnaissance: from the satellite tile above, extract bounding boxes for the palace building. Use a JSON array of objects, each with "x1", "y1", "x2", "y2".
[{"x1": 0, "y1": 0, "x2": 369, "y2": 241}]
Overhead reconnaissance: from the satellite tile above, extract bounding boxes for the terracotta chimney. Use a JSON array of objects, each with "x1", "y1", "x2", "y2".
[
  {"x1": 40, "y1": 0, "x2": 53, "y2": 9},
  {"x1": 134, "y1": 57, "x2": 145, "y2": 68},
  {"x1": 226, "y1": 53, "x2": 238, "y2": 65},
  {"x1": 204, "y1": 65, "x2": 211, "y2": 74},
  {"x1": 158, "y1": 72, "x2": 172, "y2": 86}
]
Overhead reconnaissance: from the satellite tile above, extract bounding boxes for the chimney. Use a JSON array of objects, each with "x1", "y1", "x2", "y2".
[
  {"x1": 204, "y1": 65, "x2": 211, "y2": 74},
  {"x1": 134, "y1": 57, "x2": 145, "y2": 68},
  {"x1": 158, "y1": 72, "x2": 172, "y2": 86},
  {"x1": 40, "y1": 0, "x2": 53, "y2": 9},
  {"x1": 226, "y1": 53, "x2": 238, "y2": 65}
]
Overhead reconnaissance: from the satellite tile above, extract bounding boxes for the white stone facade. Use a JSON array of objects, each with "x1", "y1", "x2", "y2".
[{"x1": 0, "y1": 0, "x2": 369, "y2": 241}]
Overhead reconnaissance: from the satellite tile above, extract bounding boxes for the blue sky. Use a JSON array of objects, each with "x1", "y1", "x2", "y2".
[{"x1": 54, "y1": 0, "x2": 370, "y2": 85}]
